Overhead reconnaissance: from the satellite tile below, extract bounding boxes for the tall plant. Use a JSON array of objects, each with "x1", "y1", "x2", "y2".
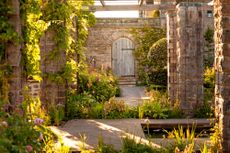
[{"x1": 130, "y1": 27, "x2": 166, "y2": 85}]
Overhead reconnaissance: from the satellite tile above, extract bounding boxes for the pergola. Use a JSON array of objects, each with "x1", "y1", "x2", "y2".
[{"x1": 92, "y1": 0, "x2": 176, "y2": 11}]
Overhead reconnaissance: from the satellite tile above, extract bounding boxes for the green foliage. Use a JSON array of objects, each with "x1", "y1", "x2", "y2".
[
  {"x1": 0, "y1": 115, "x2": 52, "y2": 152},
  {"x1": 0, "y1": 0, "x2": 18, "y2": 103},
  {"x1": 121, "y1": 137, "x2": 163, "y2": 153},
  {"x1": 42, "y1": 0, "x2": 96, "y2": 85},
  {"x1": 103, "y1": 97, "x2": 126, "y2": 119},
  {"x1": 0, "y1": 64, "x2": 12, "y2": 103},
  {"x1": 140, "y1": 90, "x2": 182, "y2": 119},
  {"x1": 66, "y1": 92, "x2": 97, "y2": 119},
  {"x1": 0, "y1": 96, "x2": 69, "y2": 152},
  {"x1": 204, "y1": 67, "x2": 215, "y2": 89},
  {"x1": 209, "y1": 123, "x2": 222, "y2": 152},
  {"x1": 79, "y1": 68, "x2": 119, "y2": 102},
  {"x1": 48, "y1": 103, "x2": 65, "y2": 126},
  {"x1": 167, "y1": 126, "x2": 195, "y2": 152},
  {"x1": 194, "y1": 101, "x2": 214, "y2": 118},
  {"x1": 195, "y1": 67, "x2": 215, "y2": 118},
  {"x1": 96, "y1": 136, "x2": 118, "y2": 153},
  {"x1": 0, "y1": 0, "x2": 18, "y2": 45},
  {"x1": 20, "y1": 0, "x2": 47, "y2": 81},
  {"x1": 204, "y1": 27, "x2": 214, "y2": 68},
  {"x1": 140, "y1": 100, "x2": 169, "y2": 119},
  {"x1": 147, "y1": 38, "x2": 167, "y2": 86},
  {"x1": 131, "y1": 27, "x2": 166, "y2": 86},
  {"x1": 148, "y1": 38, "x2": 167, "y2": 70},
  {"x1": 21, "y1": 86, "x2": 50, "y2": 124},
  {"x1": 204, "y1": 27, "x2": 214, "y2": 44}
]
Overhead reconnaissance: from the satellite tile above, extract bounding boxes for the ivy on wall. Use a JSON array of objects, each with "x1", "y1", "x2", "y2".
[
  {"x1": 0, "y1": 0, "x2": 18, "y2": 102},
  {"x1": 20, "y1": 0, "x2": 48, "y2": 81},
  {"x1": 42, "y1": 0, "x2": 96, "y2": 84},
  {"x1": 19, "y1": 0, "x2": 95, "y2": 85}
]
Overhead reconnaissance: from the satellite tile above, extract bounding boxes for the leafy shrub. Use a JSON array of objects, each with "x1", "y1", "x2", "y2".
[
  {"x1": 0, "y1": 115, "x2": 56, "y2": 152},
  {"x1": 103, "y1": 97, "x2": 126, "y2": 119},
  {"x1": 147, "y1": 38, "x2": 167, "y2": 86},
  {"x1": 48, "y1": 103, "x2": 65, "y2": 126},
  {"x1": 79, "y1": 68, "x2": 119, "y2": 102},
  {"x1": 140, "y1": 90, "x2": 182, "y2": 119},
  {"x1": 140, "y1": 100, "x2": 169, "y2": 119},
  {"x1": 89, "y1": 103, "x2": 104, "y2": 119},
  {"x1": 194, "y1": 101, "x2": 214, "y2": 118},
  {"x1": 66, "y1": 92, "x2": 97, "y2": 119},
  {"x1": 0, "y1": 96, "x2": 67, "y2": 152},
  {"x1": 131, "y1": 27, "x2": 166, "y2": 85}
]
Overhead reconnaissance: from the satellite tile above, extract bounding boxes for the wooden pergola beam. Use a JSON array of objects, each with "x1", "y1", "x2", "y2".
[
  {"x1": 99, "y1": 0, "x2": 105, "y2": 6},
  {"x1": 90, "y1": 4, "x2": 176, "y2": 11},
  {"x1": 138, "y1": 0, "x2": 144, "y2": 6}
]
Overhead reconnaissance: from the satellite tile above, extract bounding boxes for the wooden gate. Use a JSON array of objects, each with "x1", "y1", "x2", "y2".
[{"x1": 112, "y1": 38, "x2": 135, "y2": 77}]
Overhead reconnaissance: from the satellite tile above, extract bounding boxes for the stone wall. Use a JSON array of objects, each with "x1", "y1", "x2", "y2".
[
  {"x1": 6, "y1": 0, "x2": 23, "y2": 103},
  {"x1": 86, "y1": 18, "x2": 162, "y2": 74},
  {"x1": 176, "y1": 3, "x2": 204, "y2": 114},
  {"x1": 40, "y1": 30, "x2": 67, "y2": 105},
  {"x1": 167, "y1": 10, "x2": 178, "y2": 103},
  {"x1": 214, "y1": 0, "x2": 230, "y2": 151},
  {"x1": 166, "y1": 2, "x2": 213, "y2": 114}
]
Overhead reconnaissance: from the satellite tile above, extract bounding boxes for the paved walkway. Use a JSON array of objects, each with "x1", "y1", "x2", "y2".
[
  {"x1": 51, "y1": 119, "x2": 150, "y2": 151},
  {"x1": 116, "y1": 86, "x2": 149, "y2": 107},
  {"x1": 50, "y1": 119, "x2": 212, "y2": 151}
]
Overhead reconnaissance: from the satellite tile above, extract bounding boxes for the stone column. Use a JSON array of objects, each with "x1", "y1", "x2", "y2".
[
  {"x1": 166, "y1": 10, "x2": 179, "y2": 103},
  {"x1": 6, "y1": 0, "x2": 23, "y2": 103},
  {"x1": 40, "y1": 31, "x2": 67, "y2": 106},
  {"x1": 176, "y1": 3, "x2": 204, "y2": 115},
  {"x1": 214, "y1": 0, "x2": 230, "y2": 151}
]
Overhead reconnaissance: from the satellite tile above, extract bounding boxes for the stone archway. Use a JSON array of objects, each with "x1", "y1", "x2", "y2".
[{"x1": 112, "y1": 38, "x2": 135, "y2": 77}]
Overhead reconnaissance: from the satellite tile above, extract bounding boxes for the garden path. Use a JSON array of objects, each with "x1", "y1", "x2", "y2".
[
  {"x1": 51, "y1": 119, "x2": 212, "y2": 152},
  {"x1": 116, "y1": 86, "x2": 150, "y2": 107}
]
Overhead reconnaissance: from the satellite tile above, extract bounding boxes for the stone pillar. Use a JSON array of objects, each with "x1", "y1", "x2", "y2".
[
  {"x1": 6, "y1": 0, "x2": 23, "y2": 103},
  {"x1": 176, "y1": 3, "x2": 204, "y2": 115},
  {"x1": 40, "y1": 31, "x2": 67, "y2": 105},
  {"x1": 166, "y1": 10, "x2": 179, "y2": 103},
  {"x1": 214, "y1": 0, "x2": 230, "y2": 151}
]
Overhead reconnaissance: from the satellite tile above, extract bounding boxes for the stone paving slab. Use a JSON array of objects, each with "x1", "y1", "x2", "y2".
[
  {"x1": 117, "y1": 86, "x2": 149, "y2": 107},
  {"x1": 50, "y1": 119, "x2": 213, "y2": 151}
]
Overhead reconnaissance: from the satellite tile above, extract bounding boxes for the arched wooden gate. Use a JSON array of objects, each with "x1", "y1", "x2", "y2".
[{"x1": 112, "y1": 38, "x2": 135, "y2": 77}]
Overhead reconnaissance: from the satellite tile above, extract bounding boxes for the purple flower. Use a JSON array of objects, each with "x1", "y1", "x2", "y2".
[
  {"x1": 33, "y1": 118, "x2": 44, "y2": 125},
  {"x1": 26, "y1": 145, "x2": 33, "y2": 152}
]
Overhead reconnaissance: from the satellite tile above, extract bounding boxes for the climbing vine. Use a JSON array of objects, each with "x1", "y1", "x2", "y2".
[
  {"x1": 42, "y1": 0, "x2": 96, "y2": 84},
  {"x1": 20, "y1": 0, "x2": 48, "y2": 81},
  {"x1": 0, "y1": 0, "x2": 18, "y2": 103}
]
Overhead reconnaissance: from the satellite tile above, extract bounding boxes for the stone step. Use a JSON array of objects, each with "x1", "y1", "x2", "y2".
[
  {"x1": 118, "y1": 82, "x2": 136, "y2": 87},
  {"x1": 118, "y1": 77, "x2": 136, "y2": 86}
]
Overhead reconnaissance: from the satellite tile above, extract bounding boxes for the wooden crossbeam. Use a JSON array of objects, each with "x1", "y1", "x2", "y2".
[
  {"x1": 99, "y1": 0, "x2": 105, "y2": 6},
  {"x1": 138, "y1": 0, "x2": 144, "y2": 6},
  {"x1": 90, "y1": 4, "x2": 176, "y2": 11}
]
